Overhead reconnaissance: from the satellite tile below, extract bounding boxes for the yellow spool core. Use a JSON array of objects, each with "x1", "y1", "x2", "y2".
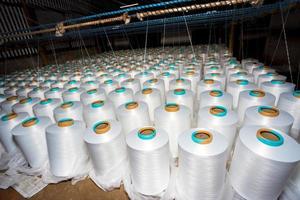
[
  {"x1": 165, "y1": 103, "x2": 179, "y2": 112},
  {"x1": 7, "y1": 96, "x2": 18, "y2": 101},
  {"x1": 94, "y1": 121, "x2": 111, "y2": 134},
  {"x1": 125, "y1": 102, "x2": 138, "y2": 109},
  {"x1": 142, "y1": 88, "x2": 153, "y2": 94},
  {"x1": 204, "y1": 79, "x2": 214, "y2": 84},
  {"x1": 258, "y1": 106, "x2": 279, "y2": 117},
  {"x1": 58, "y1": 119, "x2": 74, "y2": 127}
]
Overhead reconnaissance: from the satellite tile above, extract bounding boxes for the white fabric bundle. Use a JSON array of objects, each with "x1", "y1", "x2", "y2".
[
  {"x1": 237, "y1": 90, "x2": 276, "y2": 124},
  {"x1": 117, "y1": 101, "x2": 151, "y2": 135},
  {"x1": 196, "y1": 79, "x2": 222, "y2": 100},
  {"x1": 229, "y1": 126, "x2": 300, "y2": 200},
  {"x1": 0, "y1": 112, "x2": 29, "y2": 153},
  {"x1": 198, "y1": 90, "x2": 233, "y2": 110},
  {"x1": 33, "y1": 98, "x2": 61, "y2": 122},
  {"x1": 197, "y1": 106, "x2": 238, "y2": 149},
  {"x1": 277, "y1": 91, "x2": 300, "y2": 141},
  {"x1": 121, "y1": 78, "x2": 141, "y2": 94},
  {"x1": 154, "y1": 103, "x2": 191, "y2": 157},
  {"x1": 84, "y1": 120, "x2": 127, "y2": 190},
  {"x1": 108, "y1": 87, "x2": 134, "y2": 109},
  {"x1": 126, "y1": 127, "x2": 170, "y2": 195},
  {"x1": 134, "y1": 88, "x2": 162, "y2": 122},
  {"x1": 54, "y1": 101, "x2": 83, "y2": 122},
  {"x1": 12, "y1": 116, "x2": 52, "y2": 168},
  {"x1": 62, "y1": 87, "x2": 85, "y2": 102},
  {"x1": 80, "y1": 88, "x2": 106, "y2": 106},
  {"x1": 177, "y1": 128, "x2": 229, "y2": 200},
  {"x1": 12, "y1": 97, "x2": 40, "y2": 116},
  {"x1": 226, "y1": 80, "x2": 257, "y2": 109},
  {"x1": 46, "y1": 119, "x2": 88, "y2": 177},
  {"x1": 243, "y1": 105, "x2": 294, "y2": 136}
]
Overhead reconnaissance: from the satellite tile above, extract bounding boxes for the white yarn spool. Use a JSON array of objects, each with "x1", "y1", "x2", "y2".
[
  {"x1": 257, "y1": 72, "x2": 286, "y2": 88},
  {"x1": 277, "y1": 91, "x2": 300, "y2": 141},
  {"x1": 80, "y1": 75, "x2": 96, "y2": 83},
  {"x1": 12, "y1": 117, "x2": 52, "y2": 168},
  {"x1": 63, "y1": 80, "x2": 80, "y2": 90},
  {"x1": 83, "y1": 100, "x2": 116, "y2": 127},
  {"x1": 62, "y1": 87, "x2": 84, "y2": 102},
  {"x1": 0, "y1": 112, "x2": 29, "y2": 153},
  {"x1": 158, "y1": 72, "x2": 176, "y2": 92},
  {"x1": 33, "y1": 98, "x2": 61, "y2": 122},
  {"x1": 169, "y1": 78, "x2": 191, "y2": 90},
  {"x1": 204, "y1": 65, "x2": 224, "y2": 75},
  {"x1": 177, "y1": 128, "x2": 229, "y2": 200},
  {"x1": 229, "y1": 126, "x2": 300, "y2": 200},
  {"x1": 154, "y1": 103, "x2": 191, "y2": 157},
  {"x1": 243, "y1": 106, "x2": 294, "y2": 134},
  {"x1": 135, "y1": 88, "x2": 162, "y2": 122},
  {"x1": 1, "y1": 96, "x2": 20, "y2": 113},
  {"x1": 204, "y1": 73, "x2": 226, "y2": 89},
  {"x1": 280, "y1": 163, "x2": 300, "y2": 200},
  {"x1": 143, "y1": 78, "x2": 165, "y2": 101},
  {"x1": 80, "y1": 88, "x2": 106, "y2": 105},
  {"x1": 84, "y1": 120, "x2": 126, "y2": 176},
  {"x1": 196, "y1": 79, "x2": 222, "y2": 100},
  {"x1": 120, "y1": 78, "x2": 141, "y2": 94},
  {"x1": 226, "y1": 67, "x2": 246, "y2": 81},
  {"x1": 199, "y1": 90, "x2": 233, "y2": 110},
  {"x1": 4, "y1": 87, "x2": 18, "y2": 96},
  {"x1": 166, "y1": 89, "x2": 194, "y2": 113},
  {"x1": 226, "y1": 80, "x2": 257, "y2": 109},
  {"x1": 16, "y1": 86, "x2": 34, "y2": 97},
  {"x1": 54, "y1": 101, "x2": 83, "y2": 122},
  {"x1": 181, "y1": 71, "x2": 200, "y2": 93},
  {"x1": 134, "y1": 71, "x2": 154, "y2": 86},
  {"x1": 228, "y1": 72, "x2": 254, "y2": 83},
  {"x1": 99, "y1": 79, "x2": 119, "y2": 95},
  {"x1": 244, "y1": 62, "x2": 262, "y2": 73},
  {"x1": 114, "y1": 73, "x2": 131, "y2": 84},
  {"x1": 253, "y1": 66, "x2": 276, "y2": 83},
  {"x1": 117, "y1": 101, "x2": 151, "y2": 135},
  {"x1": 126, "y1": 126, "x2": 170, "y2": 195},
  {"x1": 80, "y1": 80, "x2": 100, "y2": 91},
  {"x1": 12, "y1": 97, "x2": 40, "y2": 116},
  {"x1": 46, "y1": 119, "x2": 88, "y2": 177},
  {"x1": 0, "y1": 94, "x2": 8, "y2": 104},
  {"x1": 261, "y1": 80, "x2": 295, "y2": 105},
  {"x1": 51, "y1": 80, "x2": 66, "y2": 88},
  {"x1": 28, "y1": 87, "x2": 48, "y2": 99},
  {"x1": 197, "y1": 106, "x2": 238, "y2": 149},
  {"x1": 44, "y1": 87, "x2": 64, "y2": 101},
  {"x1": 108, "y1": 87, "x2": 133, "y2": 109},
  {"x1": 237, "y1": 90, "x2": 276, "y2": 124},
  {"x1": 97, "y1": 74, "x2": 113, "y2": 84}
]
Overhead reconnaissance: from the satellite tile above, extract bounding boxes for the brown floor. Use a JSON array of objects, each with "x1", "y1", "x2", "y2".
[{"x1": 0, "y1": 179, "x2": 129, "y2": 200}]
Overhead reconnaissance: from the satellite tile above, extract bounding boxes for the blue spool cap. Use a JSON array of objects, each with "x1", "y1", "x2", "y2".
[
  {"x1": 138, "y1": 127, "x2": 156, "y2": 140},
  {"x1": 209, "y1": 106, "x2": 227, "y2": 117},
  {"x1": 192, "y1": 130, "x2": 212, "y2": 144},
  {"x1": 256, "y1": 128, "x2": 284, "y2": 147}
]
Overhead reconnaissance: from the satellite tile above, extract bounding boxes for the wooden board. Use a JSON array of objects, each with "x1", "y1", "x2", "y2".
[{"x1": 0, "y1": 179, "x2": 129, "y2": 200}]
